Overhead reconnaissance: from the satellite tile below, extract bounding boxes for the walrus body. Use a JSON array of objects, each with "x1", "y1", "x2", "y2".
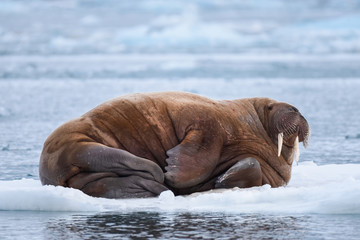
[{"x1": 39, "y1": 92, "x2": 310, "y2": 198}]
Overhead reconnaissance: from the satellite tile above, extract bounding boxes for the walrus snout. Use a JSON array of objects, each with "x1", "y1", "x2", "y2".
[
  {"x1": 279, "y1": 115, "x2": 309, "y2": 146},
  {"x1": 271, "y1": 106, "x2": 309, "y2": 164},
  {"x1": 268, "y1": 102, "x2": 310, "y2": 158}
]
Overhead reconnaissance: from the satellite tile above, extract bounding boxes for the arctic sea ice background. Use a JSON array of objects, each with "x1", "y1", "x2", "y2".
[{"x1": 1, "y1": 0, "x2": 360, "y2": 239}]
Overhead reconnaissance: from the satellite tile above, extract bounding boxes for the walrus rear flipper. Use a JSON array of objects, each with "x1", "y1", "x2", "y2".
[
  {"x1": 74, "y1": 143, "x2": 164, "y2": 183},
  {"x1": 68, "y1": 143, "x2": 168, "y2": 198},
  {"x1": 68, "y1": 173, "x2": 168, "y2": 199},
  {"x1": 165, "y1": 128, "x2": 223, "y2": 189}
]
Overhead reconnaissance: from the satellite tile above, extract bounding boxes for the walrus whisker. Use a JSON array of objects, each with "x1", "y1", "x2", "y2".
[{"x1": 278, "y1": 132, "x2": 283, "y2": 157}]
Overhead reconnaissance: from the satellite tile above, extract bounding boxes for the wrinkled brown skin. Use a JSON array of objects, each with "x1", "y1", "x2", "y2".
[{"x1": 39, "y1": 92, "x2": 310, "y2": 199}]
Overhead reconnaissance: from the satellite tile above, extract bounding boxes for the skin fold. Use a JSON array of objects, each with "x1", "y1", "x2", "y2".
[{"x1": 39, "y1": 92, "x2": 310, "y2": 198}]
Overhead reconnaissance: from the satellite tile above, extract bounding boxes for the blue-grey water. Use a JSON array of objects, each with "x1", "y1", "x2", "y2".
[
  {"x1": 1, "y1": 0, "x2": 360, "y2": 239},
  {"x1": 1, "y1": 211, "x2": 360, "y2": 240}
]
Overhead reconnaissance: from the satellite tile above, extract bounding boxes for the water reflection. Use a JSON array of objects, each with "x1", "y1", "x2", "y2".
[
  {"x1": 1, "y1": 211, "x2": 359, "y2": 239},
  {"x1": 43, "y1": 212, "x2": 309, "y2": 239}
]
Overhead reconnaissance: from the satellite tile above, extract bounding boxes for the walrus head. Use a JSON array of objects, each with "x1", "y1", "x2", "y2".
[{"x1": 259, "y1": 99, "x2": 310, "y2": 164}]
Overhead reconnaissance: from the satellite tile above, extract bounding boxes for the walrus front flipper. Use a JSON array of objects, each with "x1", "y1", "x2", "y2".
[
  {"x1": 68, "y1": 173, "x2": 169, "y2": 199},
  {"x1": 165, "y1": 129, "x2": 223, "y2": 189},
  {"x1": 215, "y1": 157, "x2": 262, "y2": 189}
]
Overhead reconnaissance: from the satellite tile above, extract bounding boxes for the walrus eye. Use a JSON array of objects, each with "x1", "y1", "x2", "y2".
[
  {"x1": 289, "y1": 106, "x2": 299, "y2": 112},
  {"x1": 268, "y1": 105, "x2": 273, "y2": 111}
]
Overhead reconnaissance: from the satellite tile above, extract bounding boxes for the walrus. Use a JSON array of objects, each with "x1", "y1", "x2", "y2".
[{"x1": 39, "y1": 92, "x2": 310, "y2": 198}]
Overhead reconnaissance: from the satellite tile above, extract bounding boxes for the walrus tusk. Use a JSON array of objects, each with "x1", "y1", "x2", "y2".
[
  {"x1": 294, "y1": 135, "x2": 300, "y2": 163},
  {"x1": 278, "y1": 132, "x2": 283, "y2": 157}
]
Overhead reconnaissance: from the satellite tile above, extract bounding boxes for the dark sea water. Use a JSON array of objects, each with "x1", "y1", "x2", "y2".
[
  {"x1": 1, "y1": 0, "x2": 360, "y2": 239},
  {"x1": 1, "y1": 211, "x2": 360, "y2": 240}
]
